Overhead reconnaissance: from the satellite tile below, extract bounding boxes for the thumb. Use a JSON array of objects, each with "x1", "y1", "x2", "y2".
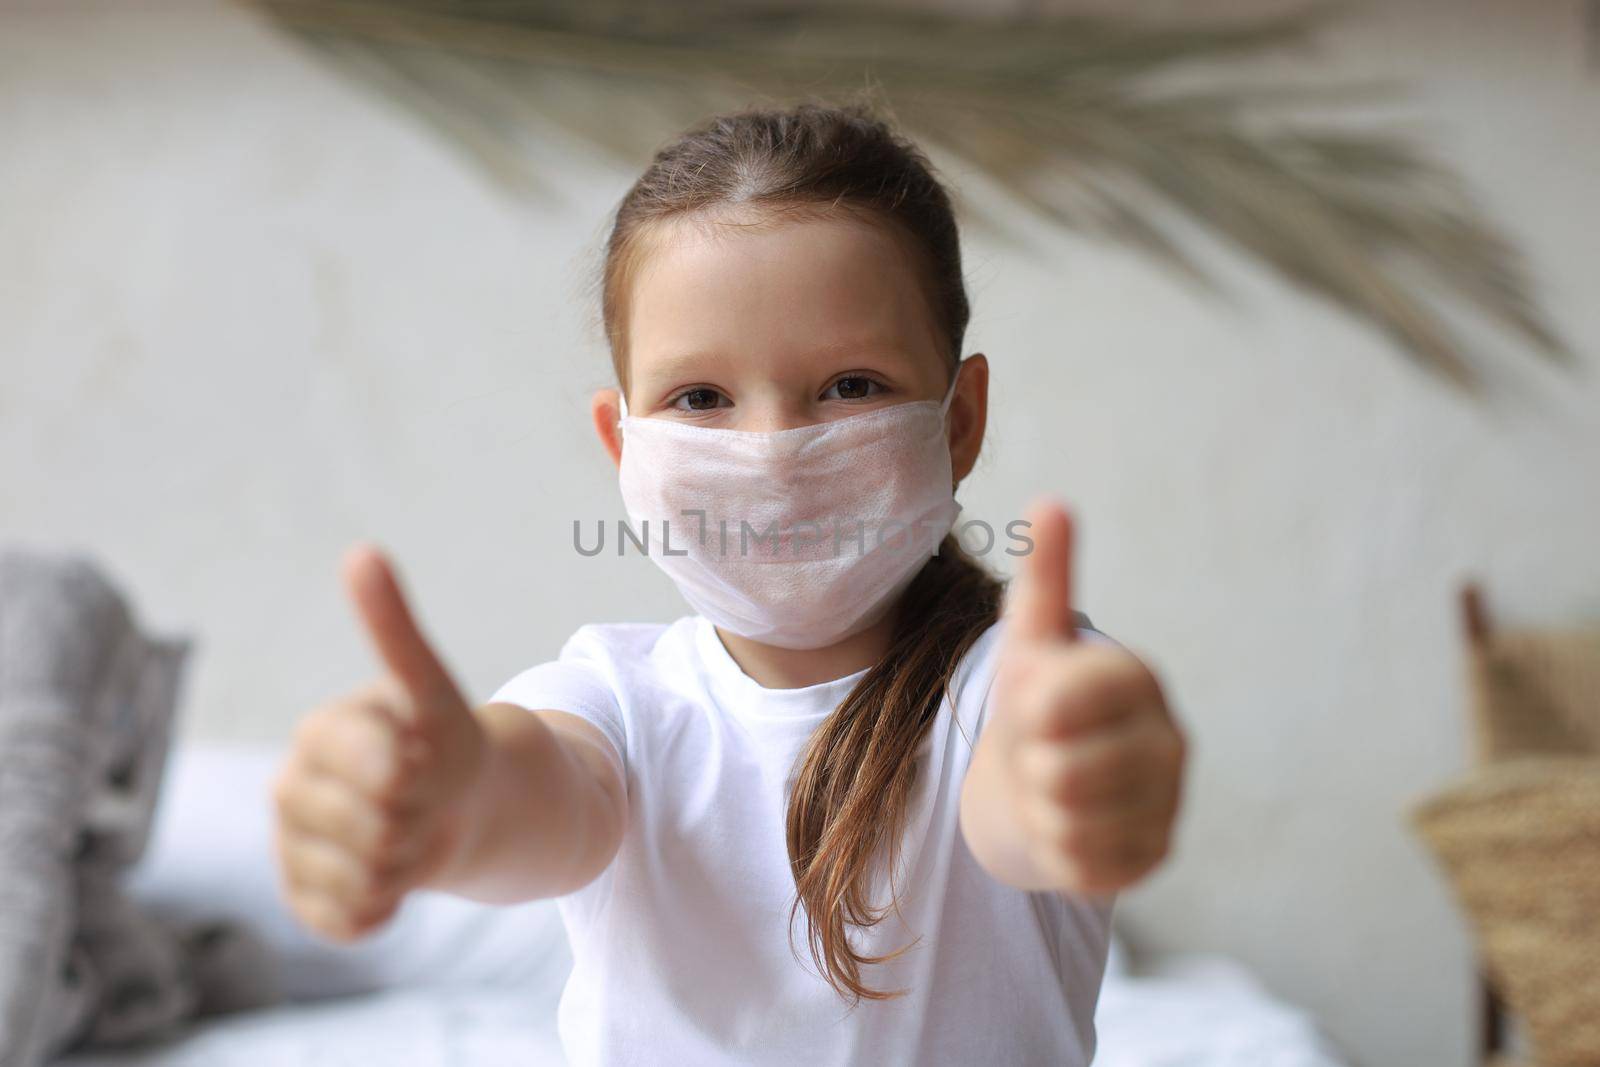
[
  {"x1": 342, "y1": 543, "x2": 466, "y2": 723},
  {"x1": 1004, "y1": 498, "x2": 1078, "y2": 645}
]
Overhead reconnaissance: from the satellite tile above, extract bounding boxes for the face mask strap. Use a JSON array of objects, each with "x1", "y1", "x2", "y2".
[
  {"x1": 617, "y1": 390, "x2": 629, "y2": 427},
  {"x1": 938, "y1": 357, "x2": 966, "y2": 417}
]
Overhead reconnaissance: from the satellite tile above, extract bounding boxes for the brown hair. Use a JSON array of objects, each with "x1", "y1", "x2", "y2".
[{"x1": 598, "y1": 97, "x2": 1003, "y2": 1004}]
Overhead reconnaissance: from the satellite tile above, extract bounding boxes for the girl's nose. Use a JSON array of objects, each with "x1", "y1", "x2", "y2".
[{"x1": 737, "y1": 399, "x2": 817, "y2": 434}]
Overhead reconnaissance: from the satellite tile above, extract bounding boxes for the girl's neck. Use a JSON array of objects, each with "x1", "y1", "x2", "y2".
[{"x1": 715, "y1": 608, "x2": 899, "y2": 690}]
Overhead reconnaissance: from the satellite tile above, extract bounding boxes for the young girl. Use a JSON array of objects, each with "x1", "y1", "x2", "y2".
[{"x1": 271, "y1": 101, "x2": 1187, "y2": 1066}]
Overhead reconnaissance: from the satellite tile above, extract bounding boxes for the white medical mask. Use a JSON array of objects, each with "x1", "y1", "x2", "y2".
[{"x1": 616, "y1": 368, "x2": 964, "y2": 650}]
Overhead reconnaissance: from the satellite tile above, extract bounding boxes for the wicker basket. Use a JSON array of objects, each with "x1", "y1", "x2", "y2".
[{"x1": 1412, "y1": 758, "x2": 1600, "y2": 1067}]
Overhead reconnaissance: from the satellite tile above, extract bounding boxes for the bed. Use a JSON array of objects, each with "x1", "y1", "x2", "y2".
[{"x1": 53, "y1": 744, "x2": 1351, "y2": 1067}]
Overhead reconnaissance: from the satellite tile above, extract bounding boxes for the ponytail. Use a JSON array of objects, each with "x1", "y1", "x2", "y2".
[{"x1": 785, "y1": 535, "x2": 1002, "y2": 1003}]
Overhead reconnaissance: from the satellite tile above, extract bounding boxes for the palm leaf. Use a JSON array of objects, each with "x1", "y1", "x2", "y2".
[{"x1": 247, "y1": 0, "x2": 1571, "y2": 389}]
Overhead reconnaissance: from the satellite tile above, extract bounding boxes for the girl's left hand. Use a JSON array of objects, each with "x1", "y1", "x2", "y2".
[{"x1": 983, "y1": 499, "x2": 1187, "y2": 896}]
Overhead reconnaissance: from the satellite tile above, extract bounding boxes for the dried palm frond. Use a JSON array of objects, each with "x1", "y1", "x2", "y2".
[{"x1": 247, "y1": 0, "x2": 1571, "y2": 389}]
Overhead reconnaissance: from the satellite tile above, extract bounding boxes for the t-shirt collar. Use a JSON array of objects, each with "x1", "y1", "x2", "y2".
[{"x1": 692, "y1": 615, "x2": 869, "y2": 720}]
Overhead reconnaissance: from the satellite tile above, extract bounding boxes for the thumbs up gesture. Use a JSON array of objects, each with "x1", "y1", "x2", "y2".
[
  {"x1": 272, "y1": 546, "x2": 488, "y2": 942},
  {"x1": 964, "y1": 499, "x2": 1186, "y2": 896}
]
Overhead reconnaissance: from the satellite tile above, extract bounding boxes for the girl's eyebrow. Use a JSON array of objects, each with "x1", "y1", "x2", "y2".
[{"x1": 632, "y1": 350, "x2": 731, "y2": 387}]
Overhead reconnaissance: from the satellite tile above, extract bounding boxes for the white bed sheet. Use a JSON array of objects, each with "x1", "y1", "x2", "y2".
[
  {"x1": 1094, "y1": 954, "x2": 1350, "y2": 1067},
  {"x1": 56, "y1": 984, "x2": 567, "y2": 1067}
]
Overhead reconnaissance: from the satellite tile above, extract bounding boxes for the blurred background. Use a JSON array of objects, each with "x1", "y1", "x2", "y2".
[{"x1": 2, "y1": 1, "x2": 1598, "y2": 1065}]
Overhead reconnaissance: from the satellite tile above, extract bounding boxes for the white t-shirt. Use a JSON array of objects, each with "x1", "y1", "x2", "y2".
[{"x1": 489, "y1": 612, "x2": 1116, "y2": 1067}]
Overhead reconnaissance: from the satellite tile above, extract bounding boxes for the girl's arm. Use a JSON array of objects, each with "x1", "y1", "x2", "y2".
[
  {"x1": 272, "y1": 546, "x2": 625, "y2": 944},
  {"x1": 423, "y1": 705, "x2": 626, "y2": 904},
  {"x1": 959, "y1": 501, "x2": 1186, "y2": 895}
]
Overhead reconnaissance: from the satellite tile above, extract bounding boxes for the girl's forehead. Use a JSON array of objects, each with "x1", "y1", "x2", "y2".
[{"x1": 627, "y1": 212, "x2": 945, "y2": 377}]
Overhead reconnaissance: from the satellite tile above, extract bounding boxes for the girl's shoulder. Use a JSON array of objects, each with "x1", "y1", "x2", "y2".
[
  {"x1": 487, "y1": 617, "x2": 703, "y2": 771},
  {"x1": 557, "y1": 617, "x2": 693, "y2": 665},
  {"x1": 488, "y1": 617, "x2": 696, "y2": 709}
]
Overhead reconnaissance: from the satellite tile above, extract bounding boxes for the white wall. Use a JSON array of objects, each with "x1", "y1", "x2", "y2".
[{"x1": 2, "y1": 3, "x2": 1596, "y2": 1065}]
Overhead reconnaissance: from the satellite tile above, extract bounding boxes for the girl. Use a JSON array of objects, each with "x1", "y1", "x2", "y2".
[{"x1": 272, "y1": 101, "x2": 1187, "y2": 1066}]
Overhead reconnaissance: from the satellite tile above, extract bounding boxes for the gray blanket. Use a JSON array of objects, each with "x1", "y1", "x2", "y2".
[{"x1": 0, "y1": 550, "x2": 278, "y2": 1067}]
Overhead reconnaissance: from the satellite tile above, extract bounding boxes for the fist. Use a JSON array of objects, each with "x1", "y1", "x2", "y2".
[
  {"x1": 272, "y1": 545, "x2": 487, "y2": 942},
  {"x1": 993, "y1": 500, "x2": 1186, "y2": 896}
]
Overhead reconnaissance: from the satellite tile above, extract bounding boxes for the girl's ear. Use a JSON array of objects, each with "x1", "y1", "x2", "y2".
[
  {"x1": 948, "y1": 353, "x2": 989, "y2": 486},
  {"x1": 592, "y1": 388, "x2": 625, "y2": 469}
]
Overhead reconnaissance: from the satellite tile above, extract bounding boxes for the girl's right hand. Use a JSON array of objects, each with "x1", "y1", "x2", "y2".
[{"x1": 271, "y1": 546, "x2": 489, "y2": 942}]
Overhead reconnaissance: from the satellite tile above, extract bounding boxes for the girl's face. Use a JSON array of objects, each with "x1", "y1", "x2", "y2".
[{"x1": 593, "y1": 211, "x2": 988, "y2": 483}]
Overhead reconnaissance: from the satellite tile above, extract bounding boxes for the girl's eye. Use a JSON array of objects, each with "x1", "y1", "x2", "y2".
[
  {"x1": 823, "y1": 376, "x2": 883, "y2": 401},
  {"x1": 670, "y1": 387, "x2": 728, "y2": 412}
]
